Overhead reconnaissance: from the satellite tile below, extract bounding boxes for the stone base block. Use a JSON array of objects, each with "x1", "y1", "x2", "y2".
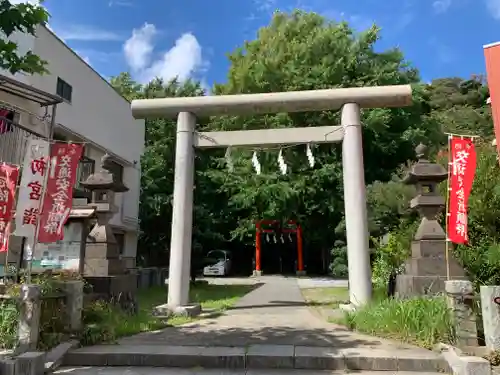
[
  {"x1": 405, "y1": 257, "x2": 466, "y2": 277},
  {"x1": 296, "y1": 270, "x2": 307, "y2": 276},
  {"x1": 253, "y1": 270, "x2": 262, "y2": 277},
  {"x1": 153, "y1": 303, "x2": 201, "y2": 318},
  {"x1": 396, "y1": 274, "x2": 467, "y2": 298},
  {"x1": 17, "y1": 352, "x2": 45, "y2": 375},
  {"x1": 0, "y1": 359, "x2": 17, "y2": 375},
  {"x1": 85, "y1": 274, "x2": 137, "y2": 296},
  {"x1": 84, "y1": 259, "x2": 125, "y2": 276}
]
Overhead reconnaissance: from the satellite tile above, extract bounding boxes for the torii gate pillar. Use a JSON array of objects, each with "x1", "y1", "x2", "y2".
[{"x1": 131, "y1": 85, "x2": 413, "y2": 312}]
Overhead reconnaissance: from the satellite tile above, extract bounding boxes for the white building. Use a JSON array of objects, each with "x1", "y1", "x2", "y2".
[{"x1": 0, "y1": 25, "x2": 145, "y2": 270}]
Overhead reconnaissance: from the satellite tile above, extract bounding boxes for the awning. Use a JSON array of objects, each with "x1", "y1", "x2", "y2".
[{"x1": 0, "y1": 73, "x2": 63, "y2": 106}]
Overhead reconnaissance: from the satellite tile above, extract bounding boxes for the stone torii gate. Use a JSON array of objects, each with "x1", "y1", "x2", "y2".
[{"x1": 131, "y1": 85, "x2": 413, "y2": 311}]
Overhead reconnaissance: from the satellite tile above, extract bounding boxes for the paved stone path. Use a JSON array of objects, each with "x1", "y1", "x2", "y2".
[{"x1": 117, "y1": 276, "x2": 423, "y2": 350}]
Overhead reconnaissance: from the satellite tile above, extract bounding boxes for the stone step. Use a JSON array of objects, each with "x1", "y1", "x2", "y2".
[
  {"x1": 56, "y1": 368, "x2": 449, "y2": 375},
  {"x1": 62, "y1": 344, "x2": 450, "y2": 372}
]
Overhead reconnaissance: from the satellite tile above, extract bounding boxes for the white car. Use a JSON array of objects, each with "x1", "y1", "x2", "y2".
[{"x1": 203, "y1": 250, "x2": 232, "y2": 277}]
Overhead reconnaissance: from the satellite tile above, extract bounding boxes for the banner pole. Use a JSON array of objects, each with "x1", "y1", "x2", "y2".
[{"x1": 445, "y1": 135, "x2": 452, "y2": 280}]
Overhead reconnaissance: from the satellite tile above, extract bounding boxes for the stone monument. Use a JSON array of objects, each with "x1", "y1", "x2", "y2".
[
  {"x1": 80, "y1": 154, "x2": 137, "y2": 311},
  {"x1": 395, "y1": 143, "x2": 466, "y2": 298}
]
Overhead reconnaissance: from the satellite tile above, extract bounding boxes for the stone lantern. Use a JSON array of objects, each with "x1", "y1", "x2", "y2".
[
  {"x1": 395, "y1": 143, "x2": 466, "y2": 298},
  {"x1": 80, "y1": 154, "x2": 137, "y2": 307}
]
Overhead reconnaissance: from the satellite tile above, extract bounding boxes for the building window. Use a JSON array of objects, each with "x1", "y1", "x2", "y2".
[
  {"x1": 56, "y1": 77, "x2": 72, "y2": 103},
  {"x1": 53, "y1": 132, "x2": 67, "y2": 142},
  {"x1": 0, "y1": 108, "x2": 15, "y2": 133}
]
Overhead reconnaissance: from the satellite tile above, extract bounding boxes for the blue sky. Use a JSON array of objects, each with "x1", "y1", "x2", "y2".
[{"x1": 34, "y1": 0, "x2": 500, "y2": 87}]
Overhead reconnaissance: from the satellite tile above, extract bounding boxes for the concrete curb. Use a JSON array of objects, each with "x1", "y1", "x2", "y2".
[
  {"x1": 435, "y1": 343, "x2": 491, "y2": 375},
  {"x1": 0, "y1": 339, "x2": 78, "y2": 375},
  {"x1": 63, "y1": 344, "x2": 450, "y2": 371},
  {"x1": 44, "y1": 339, "x2": 80, "y2": 372}
]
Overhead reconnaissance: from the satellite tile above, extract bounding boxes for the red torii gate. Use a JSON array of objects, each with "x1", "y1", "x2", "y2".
[{"x1": 254, "y1": 219, "x2": 304, "y2": 275}]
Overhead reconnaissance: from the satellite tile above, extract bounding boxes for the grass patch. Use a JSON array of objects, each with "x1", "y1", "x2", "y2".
[
  {"x1": 301, "y1": 287, "x2": 349, "y2": 309},
  {"x1": 340, "y1": 295, "x2": 455, "y2": 349},
  {"x1": 81, "y1": 283, "x2": 255, "y2": 346}
]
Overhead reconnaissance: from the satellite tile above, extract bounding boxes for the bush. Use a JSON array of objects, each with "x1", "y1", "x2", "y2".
[
  {"x1": 371, "y1": 221, "x2": 417, "y2": 289},
  {"x1": 79, "y1": 300, "x2": 117, "y2": 346},
  {"x1": 0, "y1": 300, "x2": 19, "y2": 349},
  {"x1": 330, "y1": 242, "x2": 348, "y2": 278},
  {"x1": 342, "y1": 296, "x2": 454, "y2": 349}
]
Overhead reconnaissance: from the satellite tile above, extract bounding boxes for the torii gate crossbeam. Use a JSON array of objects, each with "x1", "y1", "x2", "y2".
[{"x1": 131, "y1": 84, "x2": 413, "y2": 312}]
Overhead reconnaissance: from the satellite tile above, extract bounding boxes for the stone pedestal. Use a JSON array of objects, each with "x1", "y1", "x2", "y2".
[
  {"x1": 16, "y1": 285, "x2": 41, "y2": 353},
  {"x1": 84, "y1": 223, "x2": 125, "y2": 277},
  {"x1": 396, "y1": 240, "x2": 466, "y2": 298},
  {"x1": 480, "y1": 285, "x2": 500, "y2": 351},
  {"x1": 446, "y1": 280, "x2": 478, "y2": 347},
  {"x1": 55, "y1": 280, "x2": 84, "y2": 332}
]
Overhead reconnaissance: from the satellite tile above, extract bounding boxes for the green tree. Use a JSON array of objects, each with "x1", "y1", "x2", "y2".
[
  {"x1": 205, "y1": 11, "x2": 438, "y2": 271},
  {"x1": 0, "y1": 0, "x2": 49, "y2": 74},
  {"x1": 110, "y1": 72, "x2": 143, "y2": 101},
  {"x1": 426, "y1": 77, "x2": 491, "y2": 138},
  {"x1": 110, "y1": 74, "x2": 211, "y2": 266}
]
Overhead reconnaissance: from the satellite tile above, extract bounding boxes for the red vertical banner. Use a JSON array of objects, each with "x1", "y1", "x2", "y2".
[
  {"x1": 37, "y1": 143, "x2": 83, "y2": 243},
  {"x1": 484, "y1": 42, "x2": 500, "y2": 163},
  {"x1": 447, "y1": 137, "x2": 477, "y2": 245},
  {"x1": 0, "y1": 164, "x2": 19, "y2": 252}
]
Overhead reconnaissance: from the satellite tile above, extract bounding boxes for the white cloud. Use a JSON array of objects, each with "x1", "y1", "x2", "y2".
[
  {"x1": 254, "y1": 0, "x2": 277, "y2": 13},
  {"x1": 142, "y1": 33, "x2": 204, "y2": 83},
  {"x1": 433, "y1": 0, "x2": 452, "y2": 13},
  {"x1": 123, "y1": 23, "x2": 205, "y2": 84},
  {"x1": 123, "y1": 23, "x2": 157, "y2": 72},
  {"x1": 54, "y1": 25, "x2": 123, "y2": 41},
  {"x1": 487, "y1": 0, "x2": 500, "y2": 19},
  {"x1": 108, "y1": 0, "x2": 132, "y2": 6}
]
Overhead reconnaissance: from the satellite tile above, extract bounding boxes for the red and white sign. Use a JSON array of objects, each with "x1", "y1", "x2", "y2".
[
  {"x1": 0, "y1": 164, "x2": 19, "y2": 252},
  {"x1": 14, "y1": 139, "x2": 50, "y2": 245},
  {"x1": 484, "y1": 42, "x2": 500, "y2": 163},
  {"x1": 447, "y1": 137, "x2": 477, "y2": 244},
  {"x1": 38, "y1": 143, "x2": 83, "y2": 243}
]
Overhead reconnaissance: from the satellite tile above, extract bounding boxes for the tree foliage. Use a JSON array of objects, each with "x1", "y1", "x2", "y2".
[{"x1": 0, "y1": 0, "x2": 49, "y2": 74}]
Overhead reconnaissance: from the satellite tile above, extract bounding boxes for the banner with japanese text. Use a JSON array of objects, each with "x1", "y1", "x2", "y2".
[
  {"x1": 38, "y1": 143, "x2": 83, "y2": 243},
  {"x1": 0, "y1": 164, "x2": 19, "y2": 252},
  {"x1": 14, "y1": 139, "x2": 50, "y2": 248},
  {"x1": 484, "y1": 42, "x2": 500, "y2": 163},
  {"x1": 447, "y1": 137, "x2": 477, "y2": 244}
]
